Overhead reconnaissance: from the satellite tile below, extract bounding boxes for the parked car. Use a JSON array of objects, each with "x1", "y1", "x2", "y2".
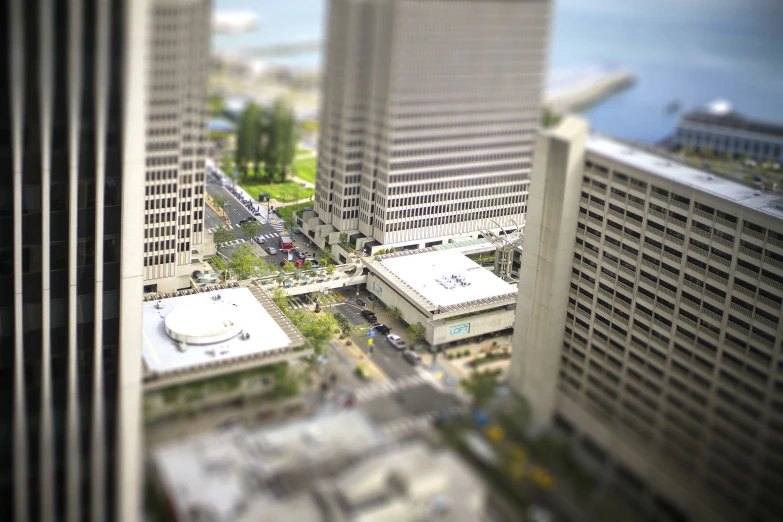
[
  {"x1": 295, "y1": 260, "x2": 304, "y2": 268},
  {"x1": 357, "y1": 299, "x2": 366, "y2": 307},
  {"x1": 296, "y1": 250, "x2": 306, "y2": 259},
  {"x1": 372, "y1": 323, "x2": 391, "y2": 335},
  {"x1": 254, "y1": 236, "x2": 266, "y2": 244},
  {"x1": 402, "y1": 352, "x2": 422, "y2": 366},
  {"x1": 367, "y1": 294, "x2": 377, "y2": 301},
  {"x1": 305, "y1": 257, "x2": 319, "y2": 267},
  {"x1": 363, "y1": 314, "x2": 377, "y2": 323},
  {"x1": 266, "y1": 247, "x2": 277, "y2": 255},
  {"x1": 387, "y1": 334, "x2": 406, "y2": 350}
]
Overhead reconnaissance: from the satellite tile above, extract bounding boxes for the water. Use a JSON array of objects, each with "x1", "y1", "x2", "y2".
[{"x1": 214, "y1": 0, "x2": 783, "y2": 144}]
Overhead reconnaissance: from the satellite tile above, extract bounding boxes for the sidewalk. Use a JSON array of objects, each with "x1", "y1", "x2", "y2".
[{"x1": 331, "y1": 337, "x2": 388, "y2": 382}]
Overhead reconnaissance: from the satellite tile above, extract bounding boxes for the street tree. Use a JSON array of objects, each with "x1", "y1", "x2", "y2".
[
  {"x1": 325, "y1": 264, "x2": 336, "y2": 278},
  {"x1": 261, "y1": 99, "x2": 299, "y2": 182},
  {"x1": 298, "y1": 312, "x2": 338, "y2": 355},
  {"x1": 303, "y1": 261, "x2": 313, "y2": 271},
  {"x1": 461, "y1": 369, "x2": 500, "y2": 408},
  {"x1": 283, "y1": 216, "x2": 297, "y2": 232},
  {"x1": 227, "y1": 244, "x2": 259, "y2": 280},
  {"x1": 239, "y1": 220, "x2": 264, "y2": 239},
  {"x1": 212, "y1": 196, "x2": 227, "y2": 209},
  {"x1": 283, "y1": 262, "x2": 296, "y2": 273},
  {"x1": 388, "y1": 306, "x2": 403, "y2": 322},
  {"x1": 319, "y1": 256, "x2": 329, "y2": 267},
  {"x1": 407, "y1": 322, "x2": 426, "y2": 341},
  {"x1": 213, "y1": 227, "x2": 236, "y2": 253},
  {"x1": 235, "y1": 103, "x2": 263, "y2": 178}
]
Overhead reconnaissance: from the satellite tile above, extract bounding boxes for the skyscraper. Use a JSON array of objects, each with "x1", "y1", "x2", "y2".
[
  {"x1": 308, "y1": 0, "x2": 551, "y2": 251},
  {"x1": 143, "y1": 0, "x2": 211, "y2": 294},
  {"x1": 0, "y1": 1, "x2": 147, "y2": 521},
  {"x1": 511, "y1": 116, "x2": 783, "y2": 522}
]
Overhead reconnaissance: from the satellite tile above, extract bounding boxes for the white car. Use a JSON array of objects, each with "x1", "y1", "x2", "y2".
[
  {"x1": 387, "y1": 334, "x2": 406, "y2": 350},
  {"x1": 255, "y1": 236, "x2": 266, "y2": 244},
  {"x1": 266, "y1": 247, "x2": 277, "y2": 255}
]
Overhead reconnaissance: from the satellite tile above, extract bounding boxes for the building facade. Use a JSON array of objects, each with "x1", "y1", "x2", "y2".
[
  {"x1": 511, "y1": 117, "x2": 783, "y2": 522},
  {"x1": 309, "y1": 0, "x2": 551, "y2": 251},
  {"x1": 143, "y1": 0, "x2": 211, "y2": 293},
  {"x1": 671, "y1": 105, "x2": 783, "y2": 163},
  {"x1": 0, "y1": 1, "x2": 147, "y2": 521}
]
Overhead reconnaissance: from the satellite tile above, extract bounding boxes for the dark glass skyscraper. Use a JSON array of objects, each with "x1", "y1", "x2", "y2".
[{"x1": 0, "y1": 0, "x2": 147, "y2": 521}]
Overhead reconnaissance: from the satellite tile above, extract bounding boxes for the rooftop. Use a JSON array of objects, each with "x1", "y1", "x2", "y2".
[
  {"x1": 680, "y1": 106, "x2": 783, "y2": 139},
  {"x1": 378, "y1": 249, "x2": 517, "y2": 308},
  {"x1": 142, "y1": 287, "x2": 298, "y2": 376},
  {"x1": 586, "y1": 134, "x2": 783, "y2": 220},
  {"x1": 152, "y1": 410, "x2": 486, "y2": 522}
]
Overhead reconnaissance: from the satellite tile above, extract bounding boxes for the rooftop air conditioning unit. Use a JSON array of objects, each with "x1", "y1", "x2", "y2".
[{"x1": 155, "y1": 301, "x2": 164, "y2": 309}]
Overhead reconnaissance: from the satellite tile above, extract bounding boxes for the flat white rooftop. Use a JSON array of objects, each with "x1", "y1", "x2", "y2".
[
  {"x1": 142, "y1": 287, "x2": 291, "y2": 374},
  {"x1": 379, "y1": 250, "x2": 516, "y2": 308},
  {"x1": 587, "y1": 134, "x2": 783, "y2": 220}
]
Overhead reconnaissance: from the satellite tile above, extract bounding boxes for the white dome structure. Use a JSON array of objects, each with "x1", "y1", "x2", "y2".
[{"x1": 164, "y1": 301, "x2": 244, "y2": 345}]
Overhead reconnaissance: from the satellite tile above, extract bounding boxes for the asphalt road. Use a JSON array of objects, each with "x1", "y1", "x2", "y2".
[{"x1": 205, "y1": 177, "x2": 318, "y2": 266}]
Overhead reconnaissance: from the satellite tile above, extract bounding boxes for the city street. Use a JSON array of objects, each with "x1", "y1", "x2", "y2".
[{"x1": 205, "y1": 175, "x2": 319, "y2": 265}]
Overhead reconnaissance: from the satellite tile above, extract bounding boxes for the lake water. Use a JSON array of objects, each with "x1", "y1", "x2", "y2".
[{"x1": 214, "y1": 0, "x2": 783, "y2": 143}]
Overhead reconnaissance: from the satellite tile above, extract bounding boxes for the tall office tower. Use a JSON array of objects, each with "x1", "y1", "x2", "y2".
[
  {"x1": 511, "y1": 116, "x2": 783, "y2": 522},
  {"x1": 312, "y1": 0, "x2": 551, "y2": 250},
  {"x1": 0, "y1": 1, "x2": 147, "y2": 521},
  {"x1": 142, "y1": 0, "x2": 211, "y2": 294}
]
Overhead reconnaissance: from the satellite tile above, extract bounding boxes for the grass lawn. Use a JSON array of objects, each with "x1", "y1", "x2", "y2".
[
  {"x1": 293, "y1": 156, "x2": 316, "y2": 184},
  {"x1": 277, "y1": 202, "x2": 313, "y2": 220},
  {"x1": 239, "y1": 180, "x2": 314, "y2": 203}
]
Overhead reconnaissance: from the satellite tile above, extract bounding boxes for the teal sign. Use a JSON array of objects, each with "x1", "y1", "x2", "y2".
[
  {"x1": 450, "y1": 324, "x2": 470, "y2": 336},
  {"x1": 373, "y1": 282, "x2": 383, "y2": 294}
]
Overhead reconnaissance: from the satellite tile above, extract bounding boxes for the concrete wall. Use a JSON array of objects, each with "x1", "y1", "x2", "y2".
[{"x1": 508, "y1": 116, "x2": 588, "y2": 430}]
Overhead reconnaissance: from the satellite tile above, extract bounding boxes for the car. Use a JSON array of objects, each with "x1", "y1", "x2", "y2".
[
  {"x1": 362, "y1": 313, "x2": 377, "y2": 323},
  {"x1": 356, "y1": 364, "x2": 371, "y2": 380},
  {"x1": 387, "y1": 334, "x2": 406, "y2": 350},
  {"x1": 295, "y1": 260, "x2": 304, "y2": 268},
  {"x1": 305, "y1": 257, "x2": 319, "y2": 267},
  {"x1": 266, "y1": 247, "x2": 277, "y2": 255},
  {"x1": 367, "y1": 294, "x2": 377, "y2": 301},
  {"x1": 357, "y1": 299, "x2": 366, "y2": 307},
  {"x1": 402, "y1": 352, "x2": 422, "y2": 366},
  {"x1": 372, "y1": 323, "x2": 390, "y2": 335},
  {"x1": 254, "y1": 236, "x2": 266, "y2": 244},
  {"x1": 239, "y1": 217, "x2": 252, "y2": 225},
  {"x1": 296, "y1": 250, "x2": 306, "y2": 259}
]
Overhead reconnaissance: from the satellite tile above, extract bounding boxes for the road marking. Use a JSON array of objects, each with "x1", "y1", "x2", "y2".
[{"x1": 142, "y1": 328, "x2": 162, "y2": 367}]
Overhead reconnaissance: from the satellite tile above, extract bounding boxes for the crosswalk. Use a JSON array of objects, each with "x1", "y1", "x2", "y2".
[
  {"x1": 218, "y1": 238, "x2": 247, "y2": 248},
  {"x1": 380, "y1": 412, "x2": 438, "y2": 438},
  {"x1": 269, "y1": 221, "x2": 285, "y2": 233},
  {"x1": 354, "y1": 369, "x2": 439, "y2": 403},
  {"x1": 288, "y1": 296, "x2": 310, "y2": 310},
  {"x1": 207, "y1": 223, "x2": 282, "y2": 242}
]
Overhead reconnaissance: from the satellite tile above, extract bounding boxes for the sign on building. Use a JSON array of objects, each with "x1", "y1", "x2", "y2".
[{"x1": 449, "y1": 323, "x2": 470, "y2": 336}]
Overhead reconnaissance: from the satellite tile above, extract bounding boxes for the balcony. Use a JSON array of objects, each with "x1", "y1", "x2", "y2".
[
  {"x1": 704, "y1": 288, "x2": 725, "y2": 304},
  {"x1": 619, "y1": 264, "x2": 636, "y2": 278},
  {"x1": 661, "y1": 266, "x2": 680, "y2": 282},
  {"x1": 662, "y1": 251, "x2": 682, "y2": 264},
  {"x1": 757, "y1": 294, "x2": 782, "y2": 311},
  {"x1": 646, "y1": 226, "x2": 664, "y2": 239},
  {"x1": 709, "y1": 254, "x2": 732, "y2": 268},
  {"x1": 678, "y1": 313, "x2": 698, "y2": 328},
  {"x1": 736, "y1": 264, "x2": 759, "y2": 279},
  {"x1": 731, "y1": 284, "x2": 755, "y2": 299},
  {"x1": 642, "y1": 259, "x2": 661, "y2": 272},
  {"x1": 658, "y1": 286, "x2": 677, "y2": 299},
  {"x1": 683, "y1": 279, "x2": 704, "y2": 293},
  {"x1": 689, "y1": 243, "x2": 709, "y2": 257},
  {"x1": 671, "y1": 199, "x2": 690, "y2": 211},
  {"x1": 706, "y1": 270, "x2": 729, "y2": 286},
  {"x1": 651, "y1": 192, "x2": 668, "y2": 204},
  {"x1": 768, "y1": 236, "x2": 783, "y2": 250},
  {"x1": 730, "y1": 302, "x2": 752, "y2": 317},
  {"x1": 698, "y1": 325, "x2": 719, "y2": 341},
  {"x1": 649, "y1": 209, "x2": 667, "y2": 221},
  {"x1": 627, "y1": 199, "x2": 645, "y2": 211},
  {"x1": 750, "y1": 331, "x2": 775, "y2": 349},
  {"x1": 645, "y1": 243, "x2": 662, "y2": 256},
  {"x1": 589, "y1": 199, "x2": 605, "y2": 211},
  {"x1": 694, "y1": 208, "x2": 714, "y2": 221},
  {"x1": 764, "y1": 255, "x2": 783, "y2": 271},
  {"x1": 738, "y1": 246, "x2": 762, "y2": 260},
  {"x1": 637, "y1": 292, "x2": 654, "y2": 305},
  {"x1": 741, "y1": 226, "x2": 765, "y2": 241},
  {"x1": 760, "y1": 274, "x2": 783, "y2": 291},
  {"x1": 714, "y1": 216, "x2": 737, "y2": 230},
  {"x1": 712, "y1": 236, "x2": 734, "y2": 249},
  {"x1": 667, "y1": 216, "x2": 687, "y2": 230},
  {"x1": 692, "y1": 227, "x2": 712, "y2": 240},
  {"x1": 609, "y1": 209, "x2": 625, "y2": 221},
  {"x1": 665, "y1": 233, "x2": 685, "y2": 247},
  {"x1": 701, "y1": 308, "x2": 723, "y2": 323},
  {"x1": 686, "y1": 262, "x2": 706, "y2": 275},
  {"x1": 754, "y1": 313, "x2": 779, "y2": 331},
  {"x1": 588, "y1": 215, "x2": 603, "y2": 227}
]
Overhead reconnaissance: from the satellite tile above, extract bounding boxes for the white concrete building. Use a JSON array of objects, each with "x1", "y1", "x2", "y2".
[
  {"x1": 363, "y1": 244, "x2": 517, "y2": 345},
  {"x1": 671, "y1": 100, "x2": 783, "y2": 163},
  {"x1": 151, "y1": 410, "x2": 487, "y2": 522},
  {"x1": 303, "y1": 0, "x2": 551, "y2": 252},
  {"x1": 511, "y1": 117, "x2": 783, "y2": 522},
  {"x1": 143, "y1": 0, "x2": 212, "y2": 293},
  {"x1": 1, "y1": 1, "x2": 148, "y2": 521}
]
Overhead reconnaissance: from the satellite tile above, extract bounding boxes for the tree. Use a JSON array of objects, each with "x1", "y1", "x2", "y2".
[
  {"x1": 213, "y1": 227, "x2": 236, "y2": 253},
  {"x1": 407, "y1": 322, "x2": 426, "y2": 341},
  {"x1": 319, "y1": 256, "x2": 329, "y2": 267},
  {"x1": 303, "y1": 261, "x2": 313, "y2": 271},
  {"x1": 235, "y1": 103, "x2": 263, "y2": 178},
  {"x1": 333, "y1": 313, "x2": 352, "y2": 335},
  {"x1": 461, "y1": 369, "x2": 500, "y2": 408},
  {"x1": 325, "y1": 264, "x2": 336, "y2": 278},
  {"x1": 283, "y1": 262, "x2": 296, "y2": 273},
  {"x1": 283, "y1": 216, "x2": 297, "y2": 232},
  {"x1": 212, "y1": 196, "x2": 227, "y2": 210},
  {"x1": 541, "y1": 107, "x2": 561, "y2": 129},
  {"x1": 239, "y1": 220, "x2": 264, "y2": 239},
  {"x1": 227, "y1": 244, "x2": 259, "y2": 280},
  {"x1": 388, "y1": 306, "x2": 403, "y2": 322},
  {"x1": 271, "y1": 288, "x2": 289, "y2": 312},
  {"x1": 339, "y1": 232, "x2": 348, "y2": 244},
  {"x1": 260, "y1": 99, "x2": 299, "y2": 182},
  {"x1": 208, "y1": 92, "x2": 226, "y2": 116}
]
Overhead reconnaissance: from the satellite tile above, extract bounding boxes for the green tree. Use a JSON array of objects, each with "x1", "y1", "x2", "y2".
[
  {"x1": 319, "y1": 256, "x2": 329, "y2": 267},
  {"x1": 208, "y1": 92, "x2": 226, "y2": 116},
  {"x1": 407, "y1": 322, "x2": 426, "y2": 341},
  {"x1": 213, "y1": 227, "x2": 236, "y2": 253},
  {"x1": 235, "y1": 103, "x2": 263, "y2": 178},
  {"x1": 333, "y1": 313, "x2": 352, "y2": 335},
  {"x1": 461, "y1": 369, "x2": 500, "y2": 408},
  {"x1": 339, "y1": 232, "x2": 348, "y2": 243},
  {"x1": 388, "y1": 306, "x2": 403, "y2": 322},
  {"x1": 260, "y1": 99, "x2": 299, "y2": 182},
  {"x1": 283, "y1": 216, "x2": 297, "y2": 232},
  {"x1": 326, "y1": 264, "x2": 336, "y2": 278},
  {"x1": 303, "y1": 261, "x2": 313, "y2": 271},
  {"x1": 227, "y1": 244, "x2": 259, "y2": 280},
  {"x1": 541, "y1": 106, "x2": 561, "y2": 129},
  {"x1": 212, "y1": 196, "x2": 227, "y2": 209},
  {"x1": 239, "y1": 220, "x2": 264, "y2": 239},
  {"x1": 270, "y1": 288, "x2": 289, "y2": 312},
  {"x1": 283, "y1": 262, "x2": 296, "y2": 273}
]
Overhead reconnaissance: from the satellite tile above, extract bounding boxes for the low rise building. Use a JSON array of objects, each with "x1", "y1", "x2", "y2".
[
  {"x1": 671, "y1": 100, "x2": 783, "y2": 163},
  {"x1": 151, "y1": 410, "x2": 488, "y2": 522},
  {"x1": 362, "y1": 244, "x2": 517, "y2": 345}
]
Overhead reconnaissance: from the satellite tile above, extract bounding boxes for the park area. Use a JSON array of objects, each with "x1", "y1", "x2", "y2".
[
  {"x1": 293, "y1": 155, "x2": 316, "y2": 184},
  {"x1": 239, "y1": 179, "x2": 314, "y2": 203}
]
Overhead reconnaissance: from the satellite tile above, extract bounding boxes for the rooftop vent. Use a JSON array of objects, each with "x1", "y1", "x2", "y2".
[{"x1": 156, "y1": 301, "x2": 164, "y2": 309}]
